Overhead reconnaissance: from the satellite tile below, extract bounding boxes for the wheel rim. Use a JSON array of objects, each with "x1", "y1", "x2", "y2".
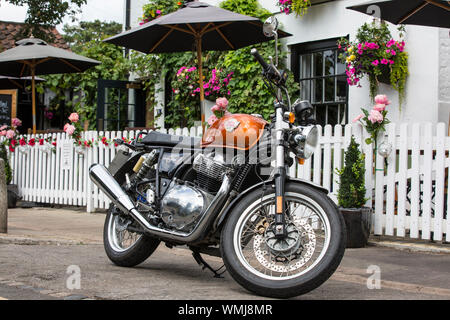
[
  {"x1": 107, "y1": 213, "x2": 142, "y2": 253},
  {"x1": 233, "y1": 192, "x2": 331, "y2": 281}
]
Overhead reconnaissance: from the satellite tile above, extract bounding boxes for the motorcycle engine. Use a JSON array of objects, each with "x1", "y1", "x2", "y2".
[{"x1": 159, "y1": 153, "x2": 233, "y2": 232}]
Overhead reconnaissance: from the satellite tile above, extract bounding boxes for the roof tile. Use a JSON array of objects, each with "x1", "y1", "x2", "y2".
[{"x1": 0, "y1": 20, "x2": 69, "y2": 52}]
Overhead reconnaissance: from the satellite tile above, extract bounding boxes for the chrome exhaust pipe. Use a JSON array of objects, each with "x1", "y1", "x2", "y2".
[{"x1": 89, "y1": 164, "x2": 231, "y2": 243}]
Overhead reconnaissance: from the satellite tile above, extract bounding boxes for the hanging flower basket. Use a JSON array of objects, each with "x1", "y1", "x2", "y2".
[{"x1": 338, "y1": 21, "x2": 409, "y2": 108}]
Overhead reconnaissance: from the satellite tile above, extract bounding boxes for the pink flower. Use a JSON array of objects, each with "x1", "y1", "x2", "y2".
[
  {"x1": 0, "y1": 125, "x2": 7, "y2": 131},
  {"x1": 368, "y1": 109, "x2": 384, "y2": 124},
  {"x1": 64, "y1": 123, "x2": 69, "y2": 131},
  {"x1": 374, "y1": 94, "x2": 391, "y2": 106},
  {"x1": 5, "y1": 130, "x2": 15, "y2": 139},
  {"x1": 381, "y1": 59, "x2": 389, "y2": 65},
  {"x1": 211, "y1": 104, "x2": 221, "y2": 112},
  {"x1": 12, "y1": 118, "x2": 22, "y2": 127},
  {"x1": 65, "y1": 124, "x2": 76, "y2": 135},
  {"x1": 352, "y1": 114, "x2": 364, "y2": 123},
  {"x1": 373, "y1": 104, "x2": 386, "y2": 112},
  {"x1": 68, "y1": 113, "x2": 79, "y2": 123},
  {"x1": 0, "y1": 130, "x2": 6, "y2": 136},
  {"x1": 371, "y1": 60, "x2": 379, "y2": 66},
  {"x1": 207, "y1": 115, "x2": 218, "y2": 126},
  {"x1": 216, "y1": 97, "x2": 228, "y2": 110}
]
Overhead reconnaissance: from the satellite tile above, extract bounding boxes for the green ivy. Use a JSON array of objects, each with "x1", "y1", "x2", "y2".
[{"x1": 0, "y1": 144, "x2": 12, "y2": 185}]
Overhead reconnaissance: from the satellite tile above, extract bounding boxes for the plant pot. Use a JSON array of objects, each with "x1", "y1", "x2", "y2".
[
  {"x1": 7, "y1": 184, "x2": 20, "y2": 208},
  {"x1": 340, "y1": 207, "x2": 372, "y2": 248},
  {"x1": 376, "y1": 65, "x2": 391, "y2": 85}
]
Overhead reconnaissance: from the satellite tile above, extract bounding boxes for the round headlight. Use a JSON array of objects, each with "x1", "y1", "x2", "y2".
[
  {"x1": 294, "y1": 125, "x2": 318, "y2": 159},
  {"x1": 303, "y1": 126, "x2": 318, "y2": 159}
]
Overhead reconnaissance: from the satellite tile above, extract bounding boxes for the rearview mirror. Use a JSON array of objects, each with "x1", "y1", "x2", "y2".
[{"x1": 263, "y1": 16, "x2": 279, "y2": 38}]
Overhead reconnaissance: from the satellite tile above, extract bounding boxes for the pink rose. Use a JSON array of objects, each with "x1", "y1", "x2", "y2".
[
  {"x1": 374, "y1": 94, "x2": 391, "y2": 106},
  {"x1": 65, "y1": 124, "x2": 76, "y2": 135},
  {"x1": 5, "y1": 130, "x2": 15, "y2": 139},
  {"x1": 368, "y1": 109, "x2": 384, "y2": 124},
  {"x1": 68, "y1": 113, "x2": 79, "y2": 123},
  {"x1": 352, "y1": 114, "x2": 364, "y2": 123},
  {"x1": 12, "y1": 118, "x2": 22, "y2": 127},
  {"x1": 0, "y1": 125, "x2": 7, "y2": 131},
  {"x1": 207, "y1": 115, "x2": 218, "y2": 126},
  {"x1": 211, "y1": 104, "x2": 221, "y2": 112},
  {"x1": 215, "y1": 97, "x2": 228, "y2": 111},
  {"x1": 373, "y1": 104, "x2": 386, "y2": 112},
  {"x1": 0, "y1": 130, "x2": 6, "y2": 136}
]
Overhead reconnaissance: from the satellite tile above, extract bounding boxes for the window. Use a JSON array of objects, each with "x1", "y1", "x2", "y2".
[{"x1": 291, "y1": 38, "x2": 348, "y2": 126}]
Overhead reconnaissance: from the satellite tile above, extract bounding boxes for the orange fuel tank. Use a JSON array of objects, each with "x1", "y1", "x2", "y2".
[{"x1": 201, "y1": 114, "x2": 268, "y2": 151}]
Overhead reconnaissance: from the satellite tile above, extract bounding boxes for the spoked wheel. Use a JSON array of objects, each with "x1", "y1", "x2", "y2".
[
  {"x1": 104, "y1": 206, "x2": 161, "y2": 267},
  {"x1": 220, "y1": 183, "x2": 346, "y2": 298}
]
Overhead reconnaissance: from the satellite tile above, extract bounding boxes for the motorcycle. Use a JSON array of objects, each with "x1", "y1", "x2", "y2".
[{"x1": 89, "y1": 17, "x2": 346, "y2": 299}]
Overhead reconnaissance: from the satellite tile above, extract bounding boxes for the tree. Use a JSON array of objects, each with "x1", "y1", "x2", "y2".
[
  {"x1": 37, "y1": 20, "x2": 129, "y2": 128},
  {"x1": 336, "y1": 136, "x2": 367, "y2": 208},
  {"x1": 3, "y1": 0, "x2": 87, "y2": 41}
]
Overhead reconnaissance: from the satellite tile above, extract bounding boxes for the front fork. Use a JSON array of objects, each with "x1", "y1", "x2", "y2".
[{"x1": 274, "y1": 106, "x2": 287, "y2": 238}]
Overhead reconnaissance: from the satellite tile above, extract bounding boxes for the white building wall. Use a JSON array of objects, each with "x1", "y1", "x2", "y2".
[{"x1": 126, "y1": 0, "x2": 446, "y2": 127}]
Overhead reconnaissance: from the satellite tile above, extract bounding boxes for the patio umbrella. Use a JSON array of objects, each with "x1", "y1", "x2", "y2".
[
  {"x1": 347, "y1": 0, "x2": 450, "y2": 28},
  {"x1": 104, "y1": 1, "x2": 291, "y2": 127},
  {"x1": 0, "y1": 75, "x2": 45, "y2": 90},
  {"x1": 0, "y1": 37, "x2": 100, "y2": 133}
]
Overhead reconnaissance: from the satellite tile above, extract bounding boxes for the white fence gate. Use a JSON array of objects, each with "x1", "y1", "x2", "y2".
[{"x1": 6, "y1": 122, "x2": 449, "y2": 242}]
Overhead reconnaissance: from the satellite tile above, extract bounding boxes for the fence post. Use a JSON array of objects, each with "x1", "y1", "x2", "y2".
[{"x1": 0, "y1": 158, "x2": 7, "y2": 233}]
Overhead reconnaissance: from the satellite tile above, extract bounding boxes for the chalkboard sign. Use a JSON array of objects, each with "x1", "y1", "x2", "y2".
[{"x1": 0, "y1": 90, "x2": 17, "y2": 126}]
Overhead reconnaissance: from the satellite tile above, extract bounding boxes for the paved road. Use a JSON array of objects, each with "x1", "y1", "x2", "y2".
[{"x1": 0, "y1": 243, "x2": 449, "y2": 300}]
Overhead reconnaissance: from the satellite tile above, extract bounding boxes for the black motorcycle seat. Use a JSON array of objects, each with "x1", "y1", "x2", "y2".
[{"x1": 142, "y1": 130, "x2": 201, "y2": 149}]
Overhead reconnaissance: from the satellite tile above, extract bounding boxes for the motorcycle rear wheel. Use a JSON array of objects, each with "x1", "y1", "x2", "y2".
[
  {"x1": 103, "y1": 171, "x2": 160, "y2": 267},
  {"x1": 220, "y1": 182, "x2": 346, "y2": 298}
]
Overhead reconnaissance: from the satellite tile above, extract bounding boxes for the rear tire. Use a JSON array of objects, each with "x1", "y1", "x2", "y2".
[
  {"x1": 103, "y1": 166, "x2": 160, "y2": 268},
  {"x1": 220, "y1": 182, "x2": 346, "y2": 298}
]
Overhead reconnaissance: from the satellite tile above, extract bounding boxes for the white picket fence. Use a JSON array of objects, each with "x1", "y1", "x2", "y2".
[{"x1": 6, "y1": 122, "x2": 449, "y2": 242}]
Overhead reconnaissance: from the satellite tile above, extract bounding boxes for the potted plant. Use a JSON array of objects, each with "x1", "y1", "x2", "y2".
[
  {"x1": 338, "y1": 20, "x2": 409, "y2": 109},
  {"x1": 336, "y1": 136, "x2": 372, "y2": 248}
]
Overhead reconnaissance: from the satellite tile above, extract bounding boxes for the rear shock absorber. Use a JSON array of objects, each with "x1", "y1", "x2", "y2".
[{"x1": 133, "y1": 149, "x2": 158, "y2": 180}]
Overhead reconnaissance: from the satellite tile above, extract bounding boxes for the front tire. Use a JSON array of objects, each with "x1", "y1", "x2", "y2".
[{"x1": 220, "y1": 182, "x2": 346, "y2": 298}]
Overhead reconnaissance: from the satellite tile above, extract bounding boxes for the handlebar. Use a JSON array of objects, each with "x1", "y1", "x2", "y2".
[{"x1": 251, "y1": 48, "x2": 269, "y2": 71}]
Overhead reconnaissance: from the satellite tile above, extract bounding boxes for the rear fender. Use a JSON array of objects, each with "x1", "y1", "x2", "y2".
[{"x1": 216, "y1": 177, "x2": 329, "y2": 229}]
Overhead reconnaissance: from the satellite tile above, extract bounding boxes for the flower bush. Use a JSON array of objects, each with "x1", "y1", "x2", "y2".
[
  {"x1": 277, "y1": 0, "x2": 311, "y2": 16},
  {"x1": 1, "y1": 118, "x2": 22, "y2": 153},
  {"x1": 63, "y1": 112, "x2": 135, "y2": 149},
  {"x1": 338, "y1": 21, "x2": 408, "y2": 107},
  {"x1": 353, "y1": 94, "x2": 391, "y2": 146},
  {"x1": 139, "y1": 0, "x2": 183, "y2": 25}
]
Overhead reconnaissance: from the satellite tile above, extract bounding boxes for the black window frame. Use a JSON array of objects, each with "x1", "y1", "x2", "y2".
[{"x1": 291, "y1": 37, "x2": 349, "y2": 126}]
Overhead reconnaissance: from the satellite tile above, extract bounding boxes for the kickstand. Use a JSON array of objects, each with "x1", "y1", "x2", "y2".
[{"x1": 192, "y1": 251, "x2": 226, "y2": 278}]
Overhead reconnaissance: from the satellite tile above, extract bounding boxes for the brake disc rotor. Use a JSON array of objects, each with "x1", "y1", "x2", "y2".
[{"x1": 253, "y1": 217, "x2": 316, "y2": 273}]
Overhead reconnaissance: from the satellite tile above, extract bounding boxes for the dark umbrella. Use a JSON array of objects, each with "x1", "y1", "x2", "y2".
[
  {"x1": 0, "y1": 75, "x2": 45, "y2": 90},
  {"x1": 105, "y1": 1, "x2": 291, "y2": 126},
  {"x1": 0, "y1": 37, "x2": 100, "y2": 133},
  {"x1": 347, "y1": 0, "x2": 450, "y2": 28}
]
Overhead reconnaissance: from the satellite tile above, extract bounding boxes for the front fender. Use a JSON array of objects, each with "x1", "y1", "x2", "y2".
[{"x1": 216, "y1": 177, "x2": 329, "y2": 229}]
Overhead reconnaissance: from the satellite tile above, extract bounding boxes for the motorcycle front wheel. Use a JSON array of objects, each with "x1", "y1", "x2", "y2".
[{"x1": 220, "y1": 182, "x2": 346, "y2": 298}]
